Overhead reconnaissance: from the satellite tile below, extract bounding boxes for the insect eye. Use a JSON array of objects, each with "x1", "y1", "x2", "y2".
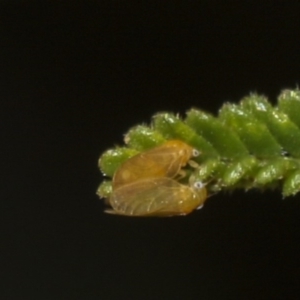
[
  {"x1": 193, "y1": 181, "x2": 204, "y2": 189},
  {"x1": 192, "y1": 149, "x2": 200, "y2": 157}
]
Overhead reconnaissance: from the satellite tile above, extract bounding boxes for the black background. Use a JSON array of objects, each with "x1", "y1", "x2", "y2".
[{"x1": 2, "y1": 1, "x2": 300, "y2": 299}]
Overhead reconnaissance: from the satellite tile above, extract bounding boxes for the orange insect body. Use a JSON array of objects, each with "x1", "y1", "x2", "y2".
[
  {"x1": 107, "y1": 177, "x2": 207, "y2": 216},
  {"x1": 112, "y1": 140, "x2": 198, "y2": 189}
]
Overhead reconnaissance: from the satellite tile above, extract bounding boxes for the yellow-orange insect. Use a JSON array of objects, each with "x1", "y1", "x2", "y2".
[
  {"x1": 106, "y1": 177, "x2": 207, "y2": 216},
  {"x1": 112, "y1": 140, "x2": 199, "y2": 189}
]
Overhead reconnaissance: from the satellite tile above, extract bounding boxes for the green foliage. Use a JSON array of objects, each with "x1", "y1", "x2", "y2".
[{"x1": 97, "y1": 89, "x2": 300, "y2": 198}]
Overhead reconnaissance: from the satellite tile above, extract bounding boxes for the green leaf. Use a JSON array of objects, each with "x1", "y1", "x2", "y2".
[
  {"x1": 97, "y1": 88, "x2": 300, "y2": 199},
  {"x1": 186, "y1": 109, "x2": 248, "y2": 159}
]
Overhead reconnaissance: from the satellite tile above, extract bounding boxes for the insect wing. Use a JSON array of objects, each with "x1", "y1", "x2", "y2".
[
  {"x1": 113, "y1": 140, "x2": 193, "y2": 189},
  {"x1": 145, "y1": 140, "x2": 194, "y2": 176},
  {"x1": 109, "y1": 178, "x2": 191, "y2": 216}
]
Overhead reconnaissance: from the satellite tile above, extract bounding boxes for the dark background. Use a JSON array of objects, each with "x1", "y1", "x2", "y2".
[{"x1": 2, "y1": 1, "x2": 300, "y2": 299}]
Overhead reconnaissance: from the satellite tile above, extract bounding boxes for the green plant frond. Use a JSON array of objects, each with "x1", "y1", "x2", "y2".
[
  {"x1": 98, "y1": 88, "x2": 300, "y2": 198},
  {"x1": 219, "y1": 103, "x2": 283, "y2": 157},
  {"x1": 124, "y1": 125, "x2": 166, "y2": 151},
  {"x1": 185, "y1": 109, "x2": 249, "y2": 159}
]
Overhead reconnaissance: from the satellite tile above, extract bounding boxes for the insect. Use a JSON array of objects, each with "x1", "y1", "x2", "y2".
[
  {"x1": 106, "y1": 177, "x2": 207, "y2": 216},
  {"x1": 112, "y1": 140, "x2": 199, "y2": 189}
]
